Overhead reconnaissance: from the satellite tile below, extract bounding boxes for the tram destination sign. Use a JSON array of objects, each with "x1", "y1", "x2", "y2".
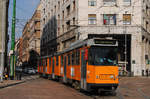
[{"x1": 94, "y1": 39, "x2": 116, "y2": 45}]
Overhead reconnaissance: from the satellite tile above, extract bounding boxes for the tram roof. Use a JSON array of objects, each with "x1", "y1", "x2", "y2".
[{"x1": 39, "y1": 38, "x2": 118, "y2": 59}]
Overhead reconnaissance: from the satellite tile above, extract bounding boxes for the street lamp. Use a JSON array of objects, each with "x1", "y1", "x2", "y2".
[{"x1": 124, "y1": 11, "x2": 128, "y2": 75}]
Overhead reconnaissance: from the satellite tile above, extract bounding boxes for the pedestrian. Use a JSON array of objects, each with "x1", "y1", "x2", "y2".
[
  {"x1": 142, "y1": 69, "x2": 144, "y2": 76},
  {"x1": 146, "y1": 69, "x2": 149, "y2": 77}
]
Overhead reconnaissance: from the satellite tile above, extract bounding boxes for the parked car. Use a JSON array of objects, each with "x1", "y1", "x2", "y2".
[
  {"x1": 24, "y1": 68, "x2": 28, "y2": 74},
  {"x1": 27, "y1": 68, "x2": 36, "y2": 74}
]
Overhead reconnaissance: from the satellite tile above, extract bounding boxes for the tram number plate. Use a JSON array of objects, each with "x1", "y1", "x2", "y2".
[{"x1": 99, "y1": 74, "x2": 113, "y2": 80}]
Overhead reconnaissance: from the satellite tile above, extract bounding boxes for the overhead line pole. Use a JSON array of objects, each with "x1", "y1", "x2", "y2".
[{"x1": 10, "y1": 0, "x2": 16, "y2": 80}]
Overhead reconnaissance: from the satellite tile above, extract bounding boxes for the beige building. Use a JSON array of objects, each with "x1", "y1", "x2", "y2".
[
  {"x1": 29, "y1": 4, "x2": 41, "y2": 55},
  {"x1": 21, "y1": 3, "x2": 41, "y2": 68},
  {"x1": 0, "y1": 0, "x2": 9, "y2": 80},
  {"x1": 15, "y1": 38, "x2": 23, "y2": 67},
  {"x1": 22, "y1": 22, "x2": 30, "y2": 63},
  {"x1": 40, "y1": 0, "x2": 150, "y2": 76}
]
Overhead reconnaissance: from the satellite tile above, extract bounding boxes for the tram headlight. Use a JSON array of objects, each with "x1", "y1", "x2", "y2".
[
  {"x1": 96, "y1": 75, "x2": 99, "y2": 79},
  {"x1": 110, "y1": 75, "x2": 114, "y2": 79}
]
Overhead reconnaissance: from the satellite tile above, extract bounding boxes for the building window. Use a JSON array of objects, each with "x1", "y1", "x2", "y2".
[
  {"x1": 58, "y1": 27, "x2": 60, "y2": 36},
  {"x1": 62, "y1": 25, "x2": 64, "y2": 33},
  {"x1": 73, "y1": 1, "x2": 76, "y2": 11},
  {"x1": 88, "y1": 0, "x2": 96, "y2": 6},
  {"x1": 123, "y1": 0, "x2": 131, "y2": 6},
  {"x1": 58, "y1": 1, "x2": 60, "y2": 10},
  {"x1": 73, "y1": 18, "x2": 75, "y2": 25},
  {"x1": 146, "y1": 21, "x2": 149, "y2": 30},
  {"x1": 146, "y1": 5, "x2": 149, "y2": 16},
  {"x1": 103, "y1": 14, "x2": 116, "y2": 25},
  {"x1": 66, "y1": 20, "x2": 70, "y2": 30},
  {"x1": 62, "y1": 11, "x2": 64, "y2": 21},
  {"x1": 88, "y1": 14, "x2": 96, "y2": 25},
  {"x1": 43, "y1": 8, "x2": 45, "y2": 14},
  {"x1": 103, "y1": 0, "x2": 116, "y2": 6},
  {"x1": 58, "y1": 14, "x2": 60, "y2": 25},
  {"x1": 54, "y1": 6, "x2": 56, "y2": 14},
  {"x1": 43, "y1": 18, "x2": 46, "y2": 25},
  {"x1": 123, "y1": 14, "x2": 131, "y2": 25},
  {"x1": 67, "y1": 5, "x2": 70, "y2": 16}
]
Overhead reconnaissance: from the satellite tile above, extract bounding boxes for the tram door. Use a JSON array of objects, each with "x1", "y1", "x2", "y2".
[
  {"x1": 63, "y1": 56, "x2": 67, "y2": 83},
  {"x1": 52, "y1": 58, "x2": 55, "y2": 79},
  {"x1": 81, "y1": 50, "x2": 87, "y2": 90}
]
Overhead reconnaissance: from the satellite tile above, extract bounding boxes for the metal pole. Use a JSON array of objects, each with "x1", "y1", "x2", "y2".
[
  {"x1": 124, "y1": 11, "x2": 128, "y2": 75},
  {"x1": 10, "y1": 0, "x2": 16, "y2": 80},
  {"x1": 0, "y1": 0, "x2": 7, "y2": 82}
]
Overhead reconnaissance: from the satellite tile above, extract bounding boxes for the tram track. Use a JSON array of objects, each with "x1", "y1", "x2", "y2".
[
  {"x1": 90, "y1": 91, "x2": 124, "y2": 99},
  {"x1": 137, "y1": 88, "x2": 150, "y2": 99}
]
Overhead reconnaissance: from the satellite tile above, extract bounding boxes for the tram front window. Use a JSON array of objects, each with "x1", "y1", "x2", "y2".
[{"x1": 89, "y1": 46, "x2": 117, "y2": 66}]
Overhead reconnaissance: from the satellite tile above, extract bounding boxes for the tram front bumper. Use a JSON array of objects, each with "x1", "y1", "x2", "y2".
[{"x1": 87, "y1": 83, "x2": 118, "y2": 91}]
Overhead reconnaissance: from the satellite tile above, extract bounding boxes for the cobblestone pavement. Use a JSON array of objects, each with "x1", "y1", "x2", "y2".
[
  {"x1": 0, "y1": 77, "x2": 150, "y2": 99},
  {"x1": 0, "y1": 78, "x2": 91, "y2": 99},
  {"x1": 97, "y1": 77, "x2": 150, "y2": 99}
]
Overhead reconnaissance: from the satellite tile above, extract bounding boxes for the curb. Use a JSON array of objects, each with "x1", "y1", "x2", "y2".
[
  {"x1": 0, "y1": 81, "x2": 25, "y2": 89},
  {"x1": 0, "y1": 75, "x2": 39, "y2": 89}
]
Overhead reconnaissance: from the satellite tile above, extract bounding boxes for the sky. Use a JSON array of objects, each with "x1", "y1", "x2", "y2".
[{"x1": 8, "y1": 0, "x2": 40, "y2": 51}]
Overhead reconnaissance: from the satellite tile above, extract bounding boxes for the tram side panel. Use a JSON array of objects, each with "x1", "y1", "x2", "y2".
[
  {"x1": 46, "y1": 58, "x2": 49, "y2": 74},
  {"x1": 54, "y1": 56, "x2": 61, "y2": 77}
]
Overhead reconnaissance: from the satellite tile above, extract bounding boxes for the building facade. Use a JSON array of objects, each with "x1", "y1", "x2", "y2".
[
  {"x1": 21, "y1": 3, "x2": 41, "y2": 68},
  {"x1": 22, "y1": 22, "x2": 30, "y2": 63},
  {"x1": 15, "y1": 38, "x2": 23, "y2": 67},
  {"x1": 40, "y1": 0, "x2": 150, "y2": 76},
  {"x1": 29, "y1": 4, "x2": 41, "y2": 55},
  {"x1": 0, "y1": 0, "x2": 9, "y2": 80}
]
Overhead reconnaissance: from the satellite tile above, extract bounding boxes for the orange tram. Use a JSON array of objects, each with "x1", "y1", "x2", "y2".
[{"x1": 38, "y1": 38, "x2": 119, "y2": 93}]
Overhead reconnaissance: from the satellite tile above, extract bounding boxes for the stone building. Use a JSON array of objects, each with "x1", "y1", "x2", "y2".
[
  {"x1": 0, "y1": 0, "x2": 9, "y2": 80},
  {"x1": 22, "y1": 22, "x2": 30, "y2": 63},
  {"x1": 29, "y1": 4, "x2": 41, "y2": 55},
  {"x1": 21, "y1": 3, "x2": 41, "y2": 68},
  {"x1": 40, "y1": 0, "x2": 150, "y2": 76},
  {"x1": 15, "y1": 38, "x2": 23, "y2": 67},
  {"x1": 28, "y1": 4, "x2": 41, "y2": 68}
]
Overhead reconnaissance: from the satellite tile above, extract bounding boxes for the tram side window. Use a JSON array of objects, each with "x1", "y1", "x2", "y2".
[
  {"x1": 42, "y1": 59, "x2": 45, "y2": 66},
  {"x1": 49, "y1": 58, "x2": 51, "y2": 66},
  {"x1": 61, "y1": 55, "x2": 63, "y2": 66},
  {"x1": 76, "y1": 50, "x2": 80, "y2": 65},
  {"x1": 45, "y1": 59, "x2": 47, "y2": 66},
  {"x1": 39, "y1": 60, "x2": 41, "y2": 66},
  {"x1": 52, "y1": 58, "x2": 55, "y2": 67},
  {"x1": 42, "y1": 59, "x2": 44, "y2": 66},
  {"x1": 68, "y1": 54, "x2": 71, "y2": 66},
  {"x1": 56, "y1": 56, "x2": 59, "y2": 66},
  {"x1": 72, "y1": 52, "x2": 75, "y2": 65}
]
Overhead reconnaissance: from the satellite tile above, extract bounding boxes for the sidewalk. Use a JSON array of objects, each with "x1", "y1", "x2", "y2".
[{"x1": 0, "y1": 75, "x2": 39, "y2": 89}]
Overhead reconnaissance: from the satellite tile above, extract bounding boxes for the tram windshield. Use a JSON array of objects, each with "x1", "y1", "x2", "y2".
[{"x1": 88, "y1": 46, "x2": 118, "y2": 66}]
